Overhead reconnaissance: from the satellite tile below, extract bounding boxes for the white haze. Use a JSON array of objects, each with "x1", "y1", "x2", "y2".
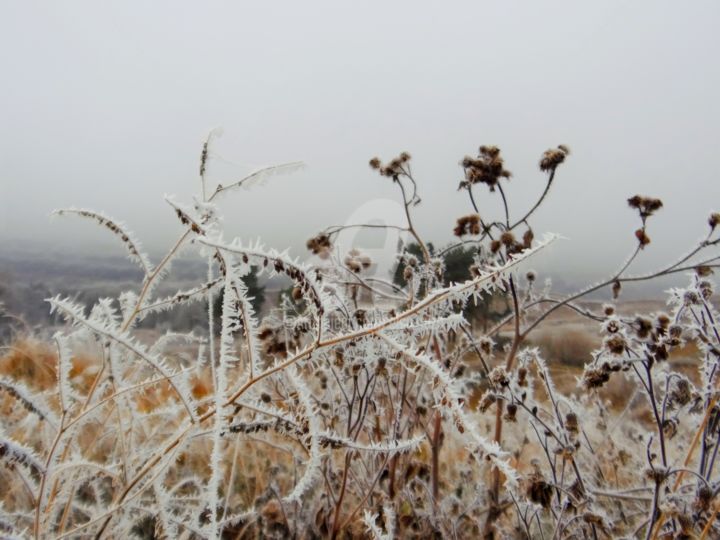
[{"x1": 1, "y1": 1, "x2": 719, "y2": 283}]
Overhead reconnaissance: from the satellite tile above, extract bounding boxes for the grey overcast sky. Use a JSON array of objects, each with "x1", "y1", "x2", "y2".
[{"x1": 1, "y1": 1, "x2": 719, "y2": 280}]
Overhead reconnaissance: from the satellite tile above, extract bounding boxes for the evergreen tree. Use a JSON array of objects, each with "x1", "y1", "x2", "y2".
[{"x1": 393, "y1": 243, "x2": 510, "y2": 330}]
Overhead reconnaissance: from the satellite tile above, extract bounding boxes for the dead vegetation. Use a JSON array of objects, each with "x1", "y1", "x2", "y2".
[{"x1": 0, "y1": 138, "x2": 719, "y2": 539}]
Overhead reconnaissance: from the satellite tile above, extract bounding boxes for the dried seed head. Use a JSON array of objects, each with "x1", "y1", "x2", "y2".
[
  {"x1": 453, "y1": 214, "x2": 482, "y2": 237},
  {"x1": 522, "y1": 229, "x2": 534, "y2": 249},
  {"x1": 635, "y1": 228, "x2": 651, "y2": 247},
  {"x1": 565, "y1": 412, "x2": 579, "y2": 434},
  {"x1": 479, "y1": 337, "x2": 494, "y2": 355},
  {"x1": 693, "y1": 486, "x2": 713, "y2": 514},
  {"x1": 644, "y1": 467, "x2": 669, "y2": 484},
  {"x1": 503, "y1": 403, "x2": 518, "y2": 422},
  {"x1": 668, "y1": 324, "x2": 683, "y2": 338},
  {"x1": 500, "y1": 231, "x2": 515, "y2": 246},
  {"x1": 539, "y1": 145, "x2": 570, "y2": 172},
  {"x1": 354, "y1": 309, "x2": 367, "y2": 326},
  {"x1": 604, "y1": 334, "x2": 627, "y2": 355},
  {"x1": 603, "y1": 304, "x2": 615, "y2": 316},
  {"x1": 583, "y1": 366, "x2": 611, "y2": 389},
  {"x1": 634, "y1": 317, "x2": 653, "y2": 339},
  {"x1": 371, "y1": 151, "x2": 412, "y2": 178},
  {"x1": 603, "y1": 318, "x2": 620, "y2": 334},
  {"x1": 627, "y1": 195, "x2": 643, "y2": 209},
  {"x1": 683, "y1": 290, "x2": 700, "y2": 306},
  {"x1": 656, "y1": 313, "x2": 670, "y2": 329},
  {"x1": 461, "y1": 145, "x2": 511, "y2": 191},
  {"x1": 695, "y1": 265, "x2": 714, "y2": 277},
  {"x1": 526, "y1": 474, "x2": 553, "y2": 508},
  {"x1": 554, "y1": 444, "x2": 576, "y2": 460},
  {"x1": 698, "y1": 280, "x2": 714, "y2": 299},
  {"x1": 517, "y1": 367, "x2": 528, "y2": 387},
  {"x1": 489, "y1": 366, "x2": 509, "y2": 387},
  {"x1": 709, "y1": 212, "x2": 720, "y2": 229},
  {"x1": 306, "y1": 233, "x2": 332, "y2": 257},
  {"x1": 662, "y1": 418, "x2": 678, "y2": 439},
  {"x1": 628, "y1": 195, "x2": 664, "y2": 219},
  {"x1": 344, "y1": 249, "x2": 372, "y2": 273},
  {"x1": 669, "y1": 378, "x2": 693, "y2": 407},
  {"x1": 478, "y1": 393, "x2": 496, "y2": 412}
]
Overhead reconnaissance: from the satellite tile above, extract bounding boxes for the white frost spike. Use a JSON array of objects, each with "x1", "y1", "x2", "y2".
[
  {"x1": 118, "y1": 291, "x2": 139, "y2": 320},
  {"x1": 52, "y1": 208, "x2": 152, "y2": 275},
  {"x1": 48, "y1": 296, "x2": 197, "y2": 421},
  {"x1": 212, "y1": 161, "x2": 305, "y2": 198},
  {"x1": 153, "y1": 482, "x2": 179, "y2": 539},
  {"x1": 206, "y1": 258, "x2": 243, "y2": 540},
  {"x1": 231, "y1": 273, "x2": 263, "y2": 380},
  {"x1": 149, "y1": 331, "x2": 204, "y2": 357},
  {"x1": 165, "y1": 196, "x2": 207, "y2": 236},
  {"x1": 382, "y1": 334, "x2": 518, "y2": 487},
  {"x1": 0, "y1": 426, "x2": 45, "y2": 475},
  {"x1": 363, "y1": 506, "x2": 394, "y2": 540},
  {"x1": 198, "y1": 235, "x2": 332, "y2": 335},
  {"x1": 283, "y1": 366, "x2": 323, "y2": 504},
  {"x1": 137, "y1": 278, "x2": 222, "y2": 321},
  {"x1": 318, "y1": 432, "x2": 424, "y2": 454},
  {"x1": 0, "y1": 377, "x2": 58, "y2": 429},
  {"x1": 53, "y1": 333, "x2": 75, "y2": 413}
]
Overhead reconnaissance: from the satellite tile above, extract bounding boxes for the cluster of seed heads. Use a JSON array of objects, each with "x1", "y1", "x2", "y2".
[
  {"x1": 627, "y1": 195, "x2": 664, "y2": 220},
  {"x1": 453, "y1": 214, "x2": 481, "y2": 237},
  {"x1": 368, "y1": 151, "x2": 412, "y2": 179},
  {"x1": 306, "y1": 233, "x2": 332, "y2": 258},
  {"x1": 459, "y1": 145, "x2": 511, "y2": 192},
  {"x1": 344, "y1": 249, "x2": 372, "y2": 273},
  {"x1": 488, "y1": 229, "x2": 534, "y2": 257},
  {"x1": 626, "y1": 195, "x2": 664, "y2": 248}
]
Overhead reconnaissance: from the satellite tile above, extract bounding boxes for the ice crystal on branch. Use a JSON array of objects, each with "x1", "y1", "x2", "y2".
[{"x1": 2, "y1": 137, "x2": 719, "y2": 539}]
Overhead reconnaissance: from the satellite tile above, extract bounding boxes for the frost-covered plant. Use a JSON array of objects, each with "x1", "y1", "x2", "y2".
[{"x1": 0, "y1": 137, "x2": 719, "y2": 539}]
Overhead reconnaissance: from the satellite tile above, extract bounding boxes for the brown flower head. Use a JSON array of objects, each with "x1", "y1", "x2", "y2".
[
  {"x1": 453, "y1": 214, "x2": 481, "y2": 237},
  {"x1": 709, "y1": 212, "x2": 720, "y2": 230},
  {"x1": 635, "y1": 228, "x2": 651, "y2": 248},
  {"x1": 500, "y1": 231, "x2": 516, "y2": 246},
  {"x1": 526, "y1": 473, "x2": 553, "y2": 508},
  {"x1": 583, "y1": 366, "x2": 611, "y2": 389},
  {"x1": 539, "y1": 145, "x2": 570, "y2": 172},
  {"x1": 369, "y1": 152, "x2": 412, "y2": 179},
  {"x1": 306, "y1": 233, "x2": 332, "y2": 258},
  {"x1": 344, "y1": 249, "x2": 372, "y2": 273},
  {"x1": 604, "y1": 334, "x2": 627, "y2": 355},
  {"x1": 460, "y1": 145, "x2": 512, "y2": 192},
  {"x1": 522, "y1": 229, "x2": 534, "y2": 249},
  {"x1": 627, "y1": 195, "x2": 663, "y2": 219}
]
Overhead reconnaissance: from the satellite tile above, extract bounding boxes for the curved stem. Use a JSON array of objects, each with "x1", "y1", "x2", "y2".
[
  {"x1": 509, "y1": 170, "x2": 555, "y2": 230},
  {"x1": 496, "y1": 183, "x2": 511, "y2": 228}
]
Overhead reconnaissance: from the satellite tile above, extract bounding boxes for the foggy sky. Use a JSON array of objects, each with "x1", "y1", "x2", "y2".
[{"x1": 2, "y1": 1, "x2": 719, "y2": 282}]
